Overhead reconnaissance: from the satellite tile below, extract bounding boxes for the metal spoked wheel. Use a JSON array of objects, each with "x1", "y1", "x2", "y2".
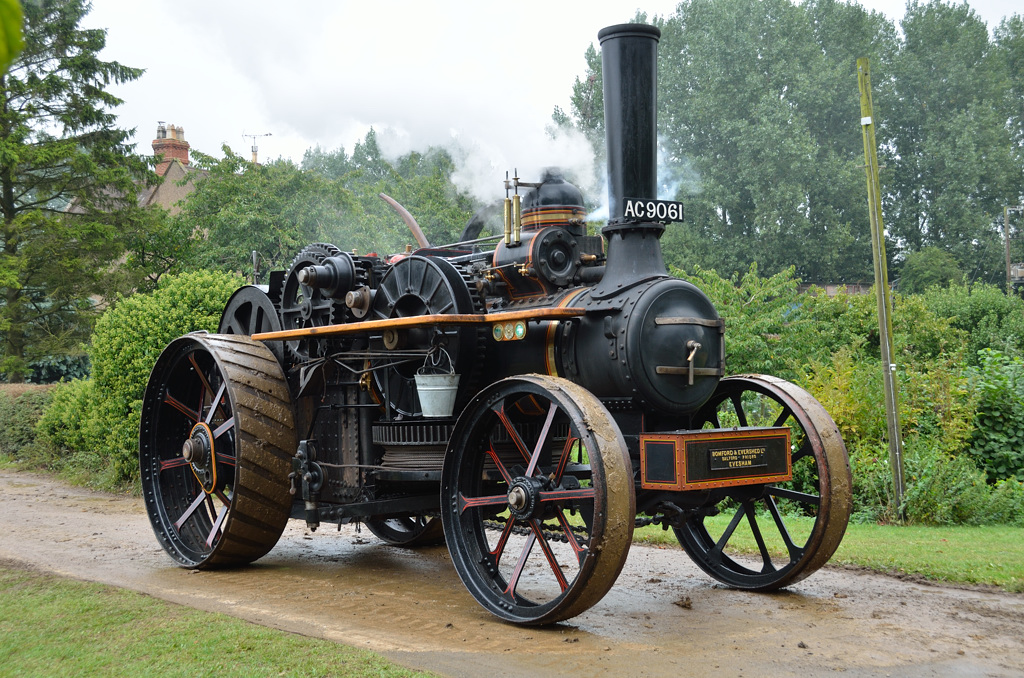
[
  {"x1": 139, "y1": 333, "x2": 297, "y2": 568},
  {"x1": 364, "y1": 515, "x2": 445, "y2": 547},
  {"x1": 675, "y1": 375, "x2": 852, "y2": 590},
  {"x1": 370, "y1": 255, "x2": 483, "y2": 417},
  {"x1": 218, "y1": 285, "x2": 285, "y2": 366},
  {"x1": 442, "y1": 375, "x2": 635, "y2": 625}
]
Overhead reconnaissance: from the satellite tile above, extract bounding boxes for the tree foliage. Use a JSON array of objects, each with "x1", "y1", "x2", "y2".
[
  {"x1": 301, "y1": 129, "x2": 477, "y2": 253},
  {"x1": 899, "y1": 247, "x2": 964, "y2": 293},
  {"x1": 0, "y1": 0, "x2": 152, "y2": 381},
  {"x1": 0, "y1": 0, "x2": 22, "y2": 72},
  {"x1": 177, "y1": 148, "x2": 352, "y2": 276},
  {"x1": 175, "y1": 129, "x2": 477, "y2": 282},
  {"x1": 559, "y1": 0, "x2": 1024, "y2": 286},
  {"x1": 881, "y1": 2, "x2": 1022, "y2": 284}
]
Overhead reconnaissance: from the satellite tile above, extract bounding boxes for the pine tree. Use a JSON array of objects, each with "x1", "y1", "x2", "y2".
[{"x1": 0, "y1": 0, "x2": 150, "y2": 381}]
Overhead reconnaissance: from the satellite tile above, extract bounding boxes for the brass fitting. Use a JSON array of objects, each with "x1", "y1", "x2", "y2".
[
  {"x1": 503, "y1": 197, "x2": 512, "y2": 246},
  {"x1": 512, "y1": 194, "x2": 522, "y2": 245}
]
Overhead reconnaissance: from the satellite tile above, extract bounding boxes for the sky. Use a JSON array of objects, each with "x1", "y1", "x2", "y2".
[{"x1": 82, "y1": 0, "x2": 1020, "y2": 202}]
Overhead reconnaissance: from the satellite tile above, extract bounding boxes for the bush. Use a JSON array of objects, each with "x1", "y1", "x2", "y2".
[
  {"x1": 679, "y1": 263, "x2": 806, "y2": 380},
  {"x1": 902, "y1": 439, "x2": 991, "y2": 525},
  {"x1": 965, "y1": 349, "x2": 1024, "y2": 482},
  {"x1": 0, "y1": 386, "x2": 54, "y2": 458},
  {"x1": 846, "y1": 438, "x2": 1024, "y2": 526},
  {"x1": 36, "y1": 270, "x2": 242, "y2": 488},
  {"x1": 25, "y1": 355, "x2": 90, "y2": 384},
  {"x1": 922, "y1": 283, "x2": 1024, "y2": 365}
]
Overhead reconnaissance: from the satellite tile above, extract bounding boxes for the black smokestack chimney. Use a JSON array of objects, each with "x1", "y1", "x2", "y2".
[{"x1": 593, "y1": 23, "x2": 667, "y2": 299}]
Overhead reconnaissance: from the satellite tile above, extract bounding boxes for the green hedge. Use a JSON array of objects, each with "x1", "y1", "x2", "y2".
[
  {"x1": 0, "y1": 387, "x2": 54, "y2": 458},
  {"x1": 36, "y1": 270, "x2": 241, "y2": 488}
]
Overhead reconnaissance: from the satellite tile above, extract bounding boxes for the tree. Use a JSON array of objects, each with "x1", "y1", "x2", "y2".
[
  {"x1": 179, "y1": 148, "x2": 353, "y2": 277},
  {"x1": 882, "y1": 1, "x2": 1023, "y2": 284},
  {"x1": 301, "y1": 129, "x2": 477, "y2": 253},
  {"x1": 559, "y1": 0, "x2": 894, "y2": 284},
  {"x1": 900, "y1": 246, "x2": 964, "y2": 293},
  {"x1": 0, "y1": 0, "x2": 151, "y2": 382}
]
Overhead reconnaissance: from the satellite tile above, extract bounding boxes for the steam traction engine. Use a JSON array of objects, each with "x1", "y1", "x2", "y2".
[{"x1": 139, "y1": 24, "x2": 852, "y2": 625}]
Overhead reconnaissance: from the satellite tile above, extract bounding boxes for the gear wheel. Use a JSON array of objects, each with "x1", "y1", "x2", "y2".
[
  {"x1": 370, "y1": 255, "x2": 486, "y2": 417},
  {"x1": 279, "y1": 243, "x2": 345, "y2": 364}
]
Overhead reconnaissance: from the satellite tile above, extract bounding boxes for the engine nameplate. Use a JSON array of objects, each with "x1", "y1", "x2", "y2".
[{"x1": 639, "y1": 427, "x2": 792, "y2": 491}]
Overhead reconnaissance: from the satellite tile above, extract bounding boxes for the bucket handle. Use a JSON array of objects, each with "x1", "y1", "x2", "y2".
[{"x1": 417, "y1": 347, "x2": 455, "y2": 376}]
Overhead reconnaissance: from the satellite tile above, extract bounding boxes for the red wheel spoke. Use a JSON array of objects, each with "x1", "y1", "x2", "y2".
[
  {"x1": 459, "y1": 492, "x2": 508, "y2": 513},
  {"x1": 214, "y1": 490, "x2": 232, "y2": 507},
  {"x1": 215, "y1": 453, "x2": 236, "y2": 467},
  {"x1": 212, "y1": 416, "x2": 235, "y2": 439},
  {"x1": 495, "y1": 404, "x2": 531, "y2": 463},
  {"x1": 163, "y1": 393, "x2": 199, "y2": 422},
  {"x1": 205, "y1": 505, "x2": 229, "y2": 547},
  {"x1": 502, "y1": 531, "x2": 536, "y2": 600},
  {"x1": 173, "y1": 491, "x2": 207, "y2": 531},
  {"x1": 489, "y1": 518, "x2": 517, "y2": 569},
  {"x1": 205, "y1": 383, "x2": 228, "y2": 425},
  {"x1": 530, "y1": 519, "x2": 569, "y2": 592},
  {"x1": 485, "y1": 444, "x2": 514, "y2": 484},
  {"x1": 552, "y1": 436, "x2": 579, "y2": 484},
  {"x1": 556, "y1": 511, "x2": 588, "y2": 566},
  {"x1": 188, "y1": 354, "x2": 213, "y2": 407},
  {"x1": 525, "y1": 402, "x2": 558, "y2": 477},
  {"x1": 159, "y1": 457, "x2": 191, "y2": 472},
  {"x1": 537, "y1": 487, "x2": 595, "y2": 504}
]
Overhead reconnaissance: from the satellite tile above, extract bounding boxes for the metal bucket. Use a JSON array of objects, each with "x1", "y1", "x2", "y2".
[
  {"x1": 414, "y1": 372, "x2": 460, "y2": 418},
  {"x1": 415, "y1": 348, "x2": 459, "y2": 418}
]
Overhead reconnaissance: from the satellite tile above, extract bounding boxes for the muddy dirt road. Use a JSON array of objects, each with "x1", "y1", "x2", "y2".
[{"x1": 1, "y1": 470, "x2": 1021, "y2": 677}]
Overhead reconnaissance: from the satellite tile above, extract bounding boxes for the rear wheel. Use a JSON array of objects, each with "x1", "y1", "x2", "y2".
[
  {"x1": 364, "y1": 515, "x2": 445, "y2": 547},
  {"x1": 139, "y1": 333, "x2": 297, "y2": 568}
]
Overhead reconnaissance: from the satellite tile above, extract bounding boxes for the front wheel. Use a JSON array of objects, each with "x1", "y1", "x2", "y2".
[
  {"x1": 675, "y1": 375, "x2": 852, "y2": 590},
  {"x1": 441, "y1": 375, "x2": 635, "y2": 625}
]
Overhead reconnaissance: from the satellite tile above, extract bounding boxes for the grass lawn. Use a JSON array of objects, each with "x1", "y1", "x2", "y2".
[
  {"x1": 0, "y1": 565, "x2": 434, "y2": 678},
  {"x1": 634, "y1": 517, "x2": 1024, "y2": 593}
]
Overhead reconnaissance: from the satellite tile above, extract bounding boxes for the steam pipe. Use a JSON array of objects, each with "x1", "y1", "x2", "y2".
[
  {"x1": 592, "y1": 23, "x2": 667, "y2": 300},
  {"x1": 599, "y1": 23, "x2": 660, "y2": 223}
]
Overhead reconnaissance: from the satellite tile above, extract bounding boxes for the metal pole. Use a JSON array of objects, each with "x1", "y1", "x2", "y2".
[
  {"x1": 1007, "y1": 207, "x2": 1013, "y2": 293},
  {"x1": 858, "y1": 58, "x2": 906, "y2": 518},
  {"x1": 1007, "y1": 207, "x2": 1023, "y2": 294}
]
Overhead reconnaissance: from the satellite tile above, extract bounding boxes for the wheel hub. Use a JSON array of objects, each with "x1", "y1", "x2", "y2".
[
  {"x1": 507, "y1": 476, "x2": 546, "y2": 520},
  {"x1": 184, "y1": 423, "x2": 217, "y2": 493}
]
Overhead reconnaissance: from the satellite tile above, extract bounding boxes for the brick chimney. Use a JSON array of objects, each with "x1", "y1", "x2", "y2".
[{"x1": 152, "y1": 123, "x2": 190, "y2": 176}]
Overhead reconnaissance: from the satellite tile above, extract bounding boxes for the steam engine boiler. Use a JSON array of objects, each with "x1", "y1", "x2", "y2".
[{"x1": 139, "y1": 23, "x2": 852, "y2": 625}]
